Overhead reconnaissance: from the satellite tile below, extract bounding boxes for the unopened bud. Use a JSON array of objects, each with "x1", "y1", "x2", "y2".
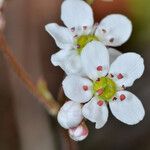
[
  {"x1": 57, "y1": 101, "x2": 83, "y2": 129},
  {"x1": 68, "y1": 122, "x2": 89, "y2": 141}
]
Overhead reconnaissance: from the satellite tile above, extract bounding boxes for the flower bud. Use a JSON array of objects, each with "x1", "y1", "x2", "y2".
[
  {"x1": 57, "y1": 101, "x2": 83, "y2": 129},
  {"x1": 0, "y1": 0, "x2": 4, "y2": 8},
  {"x1": 68, "y1": 122, "x2": 89, "y2": 141}
]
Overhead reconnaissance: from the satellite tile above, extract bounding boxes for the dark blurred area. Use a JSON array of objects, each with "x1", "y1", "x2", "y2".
[{"x1": 0, "y1": 0, "x2": 150, "y2": 150}]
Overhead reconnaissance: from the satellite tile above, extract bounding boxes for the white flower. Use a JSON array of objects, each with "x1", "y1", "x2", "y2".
[
  {"x1": 68, "y1": 122, "x2": 89, "y2": 141},
  {"x1": 63, "y1": 41, "x2": 145, "y2": 129},
  {"x1": 57, "y1": 101, "x2": 83, "y2": 129},
  {"x1": 45, "y1": 0, "x2": 131, "y2": 75}
]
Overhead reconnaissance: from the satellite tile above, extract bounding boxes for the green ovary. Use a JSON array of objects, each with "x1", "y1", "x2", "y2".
[
  {"x1": 75, "y1": 34, "x2": 98, "y2": 54},
  {"x1": 93, "y1": 77, "x2": 117, "y2": 102}
]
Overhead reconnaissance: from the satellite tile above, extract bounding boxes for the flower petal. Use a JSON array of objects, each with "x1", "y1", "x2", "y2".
[
  {"x1": 62, "y1": 75, "x2": 93, "y2": 103},
  {"x1": 109, "y1": 91, "x2": 145, "y2": 125},
  {"x1": 51, "y1": 49, "x2": 71, "y2": 66},
  {"x1": 57, "y1": 101, "x2": 83, "y2": 129},
  {"x1": 108, "y1": 48, "x2": 122, "y2": 64},
  {"x1": 82, "y1": 97, "x2": 108, "y2": 129},
  {"x1": 95, "y1": 14, "x2": 132, "y2": 46},
  {"x1": 45, "y1": 23, "x2": 73, "y2": 49},
  {"x1": 51, "y1": 50, "x2": 84, "y2": 75},
  {"x1": 109, "y1": 52, "x2": 144, "y2": 87},
  {"x1": 81, "y1": 41, "x2": 109, "y2": 81},
  {"x1": 61, "y1": 0, "x2": 94, "y2": 28}
]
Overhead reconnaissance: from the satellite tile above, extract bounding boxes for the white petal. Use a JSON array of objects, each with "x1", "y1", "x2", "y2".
[
  {"x1": 108, "y1": 48, "x2": 122, "y2": 64},
  {"x1": 51, "y1": 49, "x2": 71, "y2": 66},
  {"x1": 109, "y1": 52, "x2": 144, "y2": 87},
  {"x1": 62, "y1": 75, "x2": 93, "y2": 103},
  {"x1": 57, "y1": 101, "x2": 83, "y2": 129},
  {"x1": 61, "y1": 0, "x2": 94, "y2": 28},
  {"x1": 64, "y1": 52, "x2": 85, "y2": 75},
  {"x1": 51, "y1": 50, "x2": 84, "y2": 75},
  {"x1": 95, "y1": 14, "x2": 132, "y2": 46},
  {"x1": 45, "y1": 23, "x2": 73, "y2": 49},
  {"x1": 68, "y1": 122, "x2": 89, "y2": 141},
  {"x1": 109, "y1": 91, "x2": 145, "y2": 125},
  {"x1": 82, "y1": 97, "x2": 108, "y2": 129},
  {"x1": 81, "y1": 41, "x2": 109, "y2": 81}
]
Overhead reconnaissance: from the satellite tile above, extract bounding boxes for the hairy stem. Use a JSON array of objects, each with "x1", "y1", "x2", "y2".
[{"x1": 0, "y1": 33, "x2": 60, "y2": 116}]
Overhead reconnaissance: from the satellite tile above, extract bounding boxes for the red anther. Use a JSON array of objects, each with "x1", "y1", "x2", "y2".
[
  {"x1": 97, "y1": 100, "x2": 104, "y2": 106},
  {"x1": 110, "y1": 74, "x2": 114, "y2": 78},
  {"x1": 97, "y1": 66, "x2": 103, "y2": 71},
  {"x1": 71, "y1": 27, "x2": 75, "y2": 32},
  {"x1": 83, "y1": 26, "x2": 87, "y2": 30},
  {"x1": 120, "y1": 94, "x2": 126, "y2": 101},
  {"x1": 109, "y1": 38, "x2": 114, "y2": 43},
  {"x1": 83, "y1": 85, "x2": 88, "y2": 91},
  {"x1": 97, "y1": 88, "x2": 104, "y2": 96},
  {"x1": 117, "y1": 73, "x2": 124, "y2": 79},
  {"x1": 77, "y1": 44, "x2": 80, "y2": 49}
]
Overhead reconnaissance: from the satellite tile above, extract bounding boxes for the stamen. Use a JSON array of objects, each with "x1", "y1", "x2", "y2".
[
  {"x1": 113, "y1": 97, "x2": 117, "y2": 101},
  {"x1": 97, "y1": 100, "x2": 104, "y2": 106},
  {"x1": 83, "y1": 26, "x2": 87, "y2": 30},
  {"x1": 94, "y1": 22, "x2": 99, "y2": 27},
  {"x1": 102, "y1": 29, "x2": 106, "y2": 33},
  {"x1": 117, "y1": 73, "x2": 124, "y2": 79},
  {"x1": 109, "y1": 38, "x2": 114, "y2": 43},
  {"x1": 122, "y1": 85, "x2": 126, "y2": 90},
  {"x1": 83, "y1": 85, "x2": 88, "y2": 91},
  {"x1": 96, "y1": 78, "x2": 100, "y2": 82},
  {"x1": 120, "y1": 94, "x2": 126, "y2": 101},
  {"x1": 71, "y1": 27, "x2": 75, "y2": 32},
  {"x1": 97, "y1": 88, "x2": 104, "y2": 96},
  {"x1": 97, "y1": 66, "x2": 103, "y2": 71},
  {"x1": 110, "y1": 74, "x2": 114, "y2": 78},
  {"x1": 77, "y1": 44, "x2": 80, "y2": 49},
  {"x1": 74, "y1": 35, "x2": 78, "y2": 38}
]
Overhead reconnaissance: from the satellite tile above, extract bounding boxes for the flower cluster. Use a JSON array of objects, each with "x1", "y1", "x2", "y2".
[{"x1": 45, "y1": 0, "x2": 145, "y2": 141}]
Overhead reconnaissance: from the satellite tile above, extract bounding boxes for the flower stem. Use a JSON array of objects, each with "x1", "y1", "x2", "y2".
[{"x1": 0, "y1": 33, "x2": 60, "y2": 116}]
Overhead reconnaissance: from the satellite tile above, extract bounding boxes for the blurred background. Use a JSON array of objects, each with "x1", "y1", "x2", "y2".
[{"x1": 0, "y1": 0, "x2": 150, "y2": 150}]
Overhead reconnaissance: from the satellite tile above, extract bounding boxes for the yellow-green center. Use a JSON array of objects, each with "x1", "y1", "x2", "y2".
[
  {"x1": 75, "y1": 34, "x2": 98, "y2": 54},
  {"x1": 93, "y1": 77, "x2": 117, "y2": 102}
]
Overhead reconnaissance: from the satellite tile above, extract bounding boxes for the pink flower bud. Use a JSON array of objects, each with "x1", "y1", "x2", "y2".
[
  {"x1": 57, "y1": 101, "x2": 83, "y2": 129},
  {"x1": 68, "y1": 122, "x2": 89, "y2": 141}
]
